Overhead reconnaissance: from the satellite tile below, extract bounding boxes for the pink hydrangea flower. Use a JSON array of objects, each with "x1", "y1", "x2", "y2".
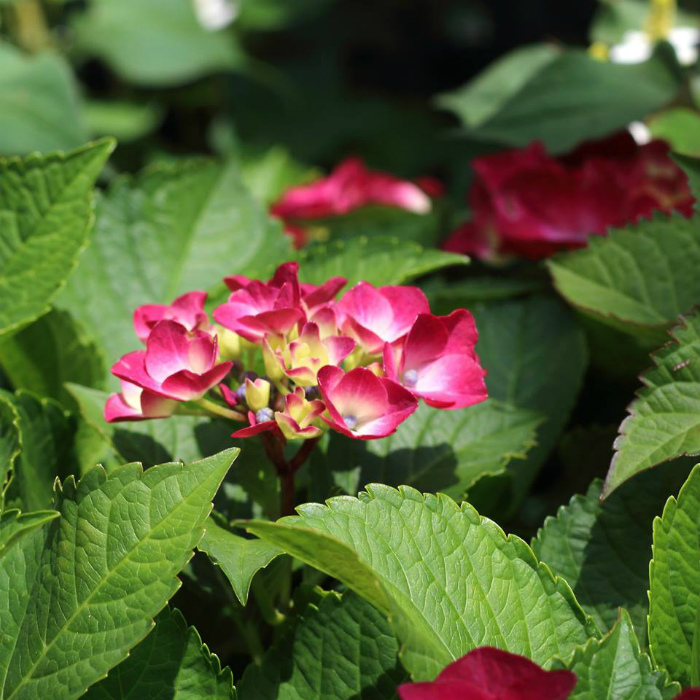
[
  {"x1": 317, "y1": 366, "x2": 417, "y2": 439},
  {"x1": 108, "y1": 320, "x2": 232, "y2": 409},
  {"x1": 384, "y1": 310, "x2": 487, "y2": 410},
  {"x1": 213, "y1": 277, "x2": 305, "y2": 344},
  {"x1": 133, "y1": 291, "x2": 209, "y2": 343},
  {"x1": 268, "y1": 321, "x2": 356, "y2": 387},
  {"x1": 398, "y1": 647, "x2": 577, "y2": 700},
  {"x1": 104, "y1": 380, "x2": 177, "y2": 422},
  {"x1": 337, "y1": 282, "x2": 430, "y2": 354},
  {"x1": 270, "y1": 158, "x2": 438, "y2": 246},
  {"x1": 224, "y1": 262, "x2": 346, "y2": 315}
]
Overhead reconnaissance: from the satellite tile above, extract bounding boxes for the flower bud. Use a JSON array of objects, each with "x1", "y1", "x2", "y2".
[
  {"x1": 245, "y1": 378, "x2": 271, "y2": 412},
  {"x1": 217, "y1": 326, "x2": 242, "y2": 361}
]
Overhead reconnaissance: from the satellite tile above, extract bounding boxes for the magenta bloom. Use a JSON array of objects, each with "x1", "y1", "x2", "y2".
[
  {"x1": 224, "y1": 262, "x2": 346, "y2": 315},
  {"x1": 443, "y1": 133, "x2": 693, "y2": 261},
  {"x1": 676, "y1": 692, "x2": 700, "y2": 699},
  {"x1": 214, "y1": 279, "x2": 304, "y2": 344},
  {"x1": 270, "y1": 158, "x2": 436, "y2": 247},
  {"x1": 399, "y1": 648, "x2": 576, "y2": 700},
  {"x1": 109, "y1": 321, "x2": 232, "y2": 409},
  {"x1": 104, "y1": 380, "x2": 177, "y2": 422},
  {"x1": 317, "y1": 366, "x2": 417, "y2": 439},
  {"x1": 272, "y1": 157, "x2": 432, "y2": 220},
  {"x1": 337, "y1": 282, "x2": 430, "y2": 354},
  {"x1": 133, "y1": 291, "x2": 209, "y2": 343},
  {"x1": 384, "y1": 311, "x2": 487, "y2": 410}
]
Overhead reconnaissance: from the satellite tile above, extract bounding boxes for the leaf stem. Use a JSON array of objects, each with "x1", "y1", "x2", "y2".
[{"x1": 10, "y1": 0, "x2": 51, "y2": 53}]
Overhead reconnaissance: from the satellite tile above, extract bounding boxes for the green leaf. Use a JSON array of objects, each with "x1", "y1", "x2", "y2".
[
  {"x1": 267, "y1": 236, "x2": 467, "y2": 288},
  {"x1": 243, "y1": 484, "x2": 598, "y2": 680},
  {"x1": 605, "y1": 313, "x2": 700, "y2": 496},
  {"x1": 649, "y1": 108, "x2": 700, "y2": 158},
  {"x1": 554, "y1": 610, "x2": 679, "y2": 700},
  {"x1": 2, "y1": 390, "x2": 76, "y2": 512},
  {"x1": 0, "y1": 448, "x2": 237, "y2": 700},
  {"x1": 0, "y1": 139, "x2": 114, "y2": 338},
  {"x1": 198, "y1": 518, "x2": 282, "y2": 605},
  {"x1": 72, "y1": 0, "x2": 244, "y2": 86},
  {"x1": 82, "y1": 608, "x2": 234, "y2": 700},
  {"x1": 0, "y1": 45, "x2": 88, "y2": 156},
  {"x1": 314, "y1": 208, "x2": 443, "y2": 248},
  {"x1": 673, "y1": 153, "x2": 700, "y2": 212},
  {"x1": 84, "y1": 100, "x2": 163, "y2": 143},
  {"x1": 0, "y1": 309, "x2": 106, "y2": 407},
  {"x1": 649, "y1": 463, "x2": 700, "y2": 686},
  {"x1": 548, "y1": 215, "x2": 700, "y2": 344},
  {"x1": 67, "y1": 385, "x2": 233, "y2": 469},
  {"x1": 472, "y1": 296, "x2": 588, "y2": 503},
  {"x1": 58, "y1": 158, "x2": 289, "y2": 371},
  {"x1": 0, "y1": 394, "x2": 20, "y2": 498},
  {"x1": 237, "y1": 0, "x2": 335, "y2": 31},
  {"x1": 237, "y1": 590, "x2": 405, "y2": 700},
  {"x1": 439, "y1": 47, "x2": 681, "y2": 154},
  {"x1": 68, "y1": 384, "x2": 276, "y2": 517},
  {"x1": 0, "y1": 508, "x2": 59, "y2": 560},
  {"x1": 532, "y1": 461, "x2": 692, "y2": 644},
  {"x1": 435, "y1": 44, "x2": 560, "y2": 128},
  {"x1": 309, "y1": 399, "x2": 540, "y2": 502},
  {"x1": 425, "y1": 277, "x2": 547, "y2": 314}
]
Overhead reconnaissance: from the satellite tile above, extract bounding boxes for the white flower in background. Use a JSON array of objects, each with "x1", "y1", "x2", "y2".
[
  {"x1": 610, "y1": 26, "x2": 700, "y2": 65},
  {"x1": 193, "y1": 0, "x2": 239, "y2": 31},
  {"x1": 628, "y1": 121, "x2": 653, "y2": 145}
]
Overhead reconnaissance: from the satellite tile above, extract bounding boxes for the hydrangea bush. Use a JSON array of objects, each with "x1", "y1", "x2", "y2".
[{"x1": 4, "y1": 1, "x2": 700, "y2": 699}]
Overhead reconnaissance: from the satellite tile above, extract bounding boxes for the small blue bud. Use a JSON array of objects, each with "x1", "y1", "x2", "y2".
[
  {"x1": 403, "y1": 369, "x2": 419, "y2": 387},
  {"x1": 255, "y1": 408, "x2": 274, "y2": 424},
  {"x1": 343, "y1": 414, "x2": 358, "y2": 430}
]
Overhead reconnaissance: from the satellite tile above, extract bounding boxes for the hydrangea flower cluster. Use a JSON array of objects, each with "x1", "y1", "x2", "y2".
[
  {"x1": 444, "y1": 132, "x2": 694, "y2": 261},
  {"x1": 105, "y1": 263, "x2": 488, "y2": 447},
  {"x1": 271, "y1": 157, "x2": 443, "y2": 247}
]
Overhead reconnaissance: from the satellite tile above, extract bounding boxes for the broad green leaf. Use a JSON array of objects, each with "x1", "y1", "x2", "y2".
[
  {"x1": 69, "y1": 385, "x2": 277, "y2": 517},
  {"x1": 73, "y1": 0, "x2": 243, "y2": 86},
  {"x1": 605, "y1": 313, "x2": 700, "y2": 496},
  {"x1": 2, "y1": 390, "x2": 76, "y2": 512},
  {"x1": 0, "y1": 394, "x2": 20, "y2": 498},
  {"x1": 237, "y1": 590, "x2": 405, "y2": 700},
  {"x1": 425, "y1": 277, "x2": 547, "y2": 314},
  {"x1": 252, "y1": 236, "x2": 468, "y2": 289},
  {"x1": 436, "y1": 44, "x2": 560, "y2": 128},
  {"x1": 243, "y1": 484, "x2": 598, "y2": 680},
  {"x1": 0, "y1": 448, "x2": 237, "y2": 700},
  {"x1": 439, "y1": 48, "x2": 681, "y2": 154},
  {"x1": 0, "y1": 139, "x2": 114, "y2": 337},
  {"x1": 0, "y1": 508, "x2": 59, "y2": 560},
  {"x1": 198, "y1": 518, "x2": 282, "y2": 605},
  {"x1": 674, "y1": 154, "x2": 700, "y2": 212},
  {"x1": 309, "y1": 399, "x2": 540, "y2": 502},
  {"x1": 472, "y1": 296, "x2": 588, "y2": 502},
  {"x1": 0, "y1": 309, "x2": 106, "y2": 407},
  {"x1": 0, "y1": 45, "x2": 88, "y2": 155},
  {"x1": 238, "y1": 147, "x2": 317, "y2": 205},
  {"x1": 548, "y1": 215, "x2": 700, "y2": 344},
  {"x1": 649, "y1": 463, "x2": 700, "y2": 686},
  {"x1": 67, "y1": 385, "x2": 232, "y2": 469},
  {"x1": 533, "y1": 461, "x2": 692, "y2": 644},
  {"x1": 237, "y1": 0, "x2": 335, "y2": 30},
  {"x1": 82, "y1": 608, "x2": 234, "y2": 700},
  {"x1": 554, "y1": 611, "x2": 679, "y2": 700},
  {"x1": 58, "y1": 158, "x2": 289, "y2": 370},
  {"x1": 84, "y1": 100, "x2": 163, "y2": 143},
  {"x1": 312, "y1": 208, "x2": 443, "y2": 248},
  {"x1": 650, "y1": 108, "x2": 700, "y2": 158}
]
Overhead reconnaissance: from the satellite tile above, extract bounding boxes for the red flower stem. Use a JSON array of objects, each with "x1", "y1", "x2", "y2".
[{"x1": 261, "y1": 433, "x2": 320, "y2": 517}]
